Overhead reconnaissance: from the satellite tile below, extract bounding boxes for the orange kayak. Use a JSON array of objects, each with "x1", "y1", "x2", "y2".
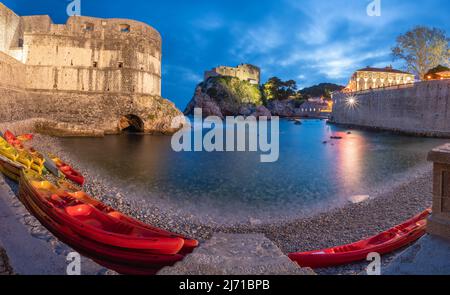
[
  {"x1": 57, "y1": 180, "x2": 198, "y2": 254},
  {"x1": 288, "y1": 209, "x2": 431, "y2": 268},
  {"x1": 21, "y1": 170, "x2": 184, "y2": 254},
  {"x1": 19, "y1": 181, "x2": 184, "y2": 273}
]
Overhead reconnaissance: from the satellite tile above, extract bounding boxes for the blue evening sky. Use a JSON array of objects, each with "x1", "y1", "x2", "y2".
[{"x1": 6, "y1": 0, "x2": 450, "y2": 109}]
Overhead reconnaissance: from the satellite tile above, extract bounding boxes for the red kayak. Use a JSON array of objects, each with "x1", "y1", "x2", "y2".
[
  {"x1": 57, "y1": 180, "x2": 198, "y2": 254},
  {"x1": 17, "y1": 134, "x2": 34, "y2": 142},
  {"x1": 19, "y1": 182, "x2": 184, "y2": 273},
  {"x1": 4, "y1": 130, "x2": 23, "y2": 147},
  {"x1": 288, "y1": 209, "x2": 431, "y2": 269},
  {"x1": 21, "y1": 170, "x2": 184, "y2": 255},
  {"x1": 50, "y1": 155, "x2": 85, "y2": 186}
]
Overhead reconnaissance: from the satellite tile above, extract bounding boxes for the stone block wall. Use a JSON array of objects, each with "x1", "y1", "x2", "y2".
[
  {"x1": 331, "y1": 80, "x2": 450, "y2": 137},
  {"x1": 0, "y1": 4, "x2": 183, "y2": 136},
  {"x1": 22, "y1": 15, "x2": 162, "y2": 96}
]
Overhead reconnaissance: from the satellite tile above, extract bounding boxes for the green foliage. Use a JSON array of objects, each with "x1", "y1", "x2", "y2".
[
  {"x1": 392, "y1": 26, "x2": 450, "y2": 78},
  {"x1": 299, "y1": 83, "x2": 344, "y2": 99},
  {"x1": 215, "y1": 76, "x2": 263, "y2": 105},
  {"x1": 426, "y1": 64, "x2": 450, "y2": 75},
  {"x1": 262, "y1": 77, "x2": 300, "y2": 101}
]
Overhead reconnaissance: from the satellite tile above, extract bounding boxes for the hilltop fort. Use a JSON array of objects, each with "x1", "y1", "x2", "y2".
[
  {"x1": 0, "y1": 3, "x2": 182, "y2": 136},
  {"x1": 204, "y1": 64, "x2": 261, "y2": 85}
]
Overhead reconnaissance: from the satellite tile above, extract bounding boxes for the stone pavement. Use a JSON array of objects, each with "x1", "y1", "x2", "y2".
[
  {"x1": 159, "y1": 233, "x2": 315, "y2": 275},
  {"x1": 0, "y1": 176, "x2": 108, "y2": 275},
  {"x1": 0, "y1": 246, "x2": 13, "y2": 275},
  {"x1": 384, "y1": 234, "x2": 450, "y2": 275}
]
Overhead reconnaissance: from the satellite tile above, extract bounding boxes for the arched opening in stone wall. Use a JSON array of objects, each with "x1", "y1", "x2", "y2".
[{"x1": 119, "y1": 114, "x2": 145, "y2": 133}]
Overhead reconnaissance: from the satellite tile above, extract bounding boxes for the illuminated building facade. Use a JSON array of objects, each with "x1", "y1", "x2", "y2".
[{"x1": 345, "y1": 66, "x2": 415, "y2": 92}]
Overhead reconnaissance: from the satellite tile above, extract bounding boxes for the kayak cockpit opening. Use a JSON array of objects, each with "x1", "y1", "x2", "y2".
[{"x1": 119, "y1": 114, "x2": 144, "y2": 133}]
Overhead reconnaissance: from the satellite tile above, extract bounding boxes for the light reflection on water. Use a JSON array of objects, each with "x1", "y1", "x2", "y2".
[{"x1": 58, "y1": 120, "x2": 448, "y2": 223}]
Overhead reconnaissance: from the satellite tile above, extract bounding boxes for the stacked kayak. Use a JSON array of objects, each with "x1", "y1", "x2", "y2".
[
  {"x1": 50, "y1": 154, "x2": 85, "y2": 186},
  {"x1": 0, "y1": 137, "x2": 27, "y2": 181},
  {"x1": 57, "y1": 179, "x2": 198, "y2": 254},
  {"x1": 4, "y1": 130, "x2": 44, "y2": 174},
  {"x1": 19, "y1": 169, "x2": 198, "y2": 274},
  {"x1": 0, "y1": 154, "x2": 25, "y2": 182},
  {"x1": 288, "y1": 209, "x2": 430, "y2": 268},
  {"x1": 17, "y1": 134, "x2": 34, "y2": 142}
]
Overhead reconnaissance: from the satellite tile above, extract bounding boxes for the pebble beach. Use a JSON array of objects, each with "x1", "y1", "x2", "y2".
[{"x1": 0, "y1": 133, "x2": 429, "y2": 275}]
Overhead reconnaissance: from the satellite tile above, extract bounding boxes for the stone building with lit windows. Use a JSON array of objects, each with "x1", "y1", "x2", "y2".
[
  {"x1": 345, "y1": 66, "x2": 415, "y2": 92},
  {"x1": 204, "y1": 63, "x2": 261, "y2": 85}
]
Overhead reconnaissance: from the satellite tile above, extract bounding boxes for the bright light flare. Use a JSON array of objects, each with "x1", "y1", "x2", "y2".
[{"x1": 345, "y1": 95, "x2": 359, "y2": 109}]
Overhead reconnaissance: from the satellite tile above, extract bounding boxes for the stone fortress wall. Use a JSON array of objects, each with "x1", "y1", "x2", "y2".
[
  {"x1": 204, "y1": 63, "x2": 261, "y2": 85},
  {"x1": 331, "y1": 80, "x2": 450, "y2": 137},
  {"x1": 0, "y1": 3, "x2": 182, "y2": 136},
  {"x1": 22, "y1": 15, "x2": 162, "y2": 94}
]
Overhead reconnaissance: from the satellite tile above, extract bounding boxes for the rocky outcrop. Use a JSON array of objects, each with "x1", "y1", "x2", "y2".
[
  {"x1": 267, "y1": 99, "x2": 304, "y2": 117},
  {"x1": 0, "y1": 89, "x2": 184, "y2": 137},
  {"x1": 185, "y1": 77, "x2": 270, "y2": 118}
]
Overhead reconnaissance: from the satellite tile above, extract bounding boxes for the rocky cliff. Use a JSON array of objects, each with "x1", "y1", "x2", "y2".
[
  {"x1": 266, "y1": 99, "x2": 305, "y2": 117},
  {"x1": 184, "y1": 77, "x2": 271, "y2": 118}
]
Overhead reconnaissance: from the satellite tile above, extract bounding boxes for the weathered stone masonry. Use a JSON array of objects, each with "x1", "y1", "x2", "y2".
[
  {"x1": 0, "y1": 3, "x2": 182, "y2": 136},
  {"x1": 331, "y1": 80, "x2": 450, "y2": 137}
]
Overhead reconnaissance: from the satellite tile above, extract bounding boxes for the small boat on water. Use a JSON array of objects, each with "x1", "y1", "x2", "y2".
[
  {"x1": 50, "y1": 154, "x2": 85, "y2": 186},
  {"x1": 288, "y1": 209, "x2": 431, "y2": 269}
]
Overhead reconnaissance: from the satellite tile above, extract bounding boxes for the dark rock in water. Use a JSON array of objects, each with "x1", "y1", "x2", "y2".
[
  {"x1": 267, "y1": 99, "x2": 304, "y2": 117},
  {"x1": 330, "y1": 136, "x2": 343, "y2": 139},
  {"x1": 322, "y1": 141, "x2": 328, "y2": 144},
  {"x1": 347, "y1": 132, "x2": 352, "y2": 134},
  {"x1": 294, "y1": 121, "x2": 302, "y2": 125}
]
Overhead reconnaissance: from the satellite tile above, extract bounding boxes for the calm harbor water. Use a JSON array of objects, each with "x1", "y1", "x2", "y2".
[{"x1": 59, "y1": 120, "x2": 448, "y2": 223}]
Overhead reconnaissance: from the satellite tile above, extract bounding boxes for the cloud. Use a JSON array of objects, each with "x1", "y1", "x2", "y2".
[
  {"x1": 164, "y1": 65, "x2": 203, "y2": 83},
  {"x1": 191, "y1": 14, "x2": 224, "y2": 31},
  {"x1": 229, "y1": 20, "x2": 285, "y2": 59}
]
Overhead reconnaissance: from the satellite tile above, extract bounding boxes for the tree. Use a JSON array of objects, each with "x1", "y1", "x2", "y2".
[
  {"x1": 392, "y1": 26, "x2": 450, "y2": 78},
  {"x1": 262, "y1": 77, "x2": 300, "y2": 101}
]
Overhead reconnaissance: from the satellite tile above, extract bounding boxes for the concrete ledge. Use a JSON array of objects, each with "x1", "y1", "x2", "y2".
[
  {"x1": 384, "y1": 235, "x2": 450, "y2": 275},
  {"x1": 328, "y1": 121, "x2": 450, "y2": 139},
  {"x1": 159, "y1": 233, "x2": 315, "y2": 275}
]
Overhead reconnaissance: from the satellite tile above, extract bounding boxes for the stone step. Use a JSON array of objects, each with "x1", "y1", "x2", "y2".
[{"x1": 159, "y1": 233, "x2": 315, "y2": 275}]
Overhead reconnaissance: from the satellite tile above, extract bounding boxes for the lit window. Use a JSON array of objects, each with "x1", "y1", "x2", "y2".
[{"x1": 120, "y1": 24, "x2": 130, "y2": 33}]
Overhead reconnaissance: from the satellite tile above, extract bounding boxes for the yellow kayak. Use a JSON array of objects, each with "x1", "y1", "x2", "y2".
[
  {"x1": 0, "y1": 154, "x2": 24, "y2": 182},
  {"x1": 0, "y1": 136, "x2": 19, "y2": 162},
  {"x1": 2, "y1": 131, "x2": 43, "y2": 173},
  {"x1": 16, "y1": 150, "x2": 33, "y2": 169}
]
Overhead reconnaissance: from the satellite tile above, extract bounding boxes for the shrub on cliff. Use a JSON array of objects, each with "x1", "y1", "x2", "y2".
[
  {"x1": 184, "y1": 76, "x2": 264, "y2": 116},
  {"x1": 214, "y1": 76, "x2": 263, "y2": 106}
]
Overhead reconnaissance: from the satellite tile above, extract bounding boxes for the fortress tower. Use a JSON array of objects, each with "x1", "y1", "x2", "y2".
[{"x1": 0, "y1": 3, "x2": 182, "y2": 136}]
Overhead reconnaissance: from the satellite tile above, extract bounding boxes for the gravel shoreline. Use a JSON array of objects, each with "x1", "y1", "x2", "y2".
[{"x1": 25, "y1": 134, "x2": 435, "y2": 275}]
